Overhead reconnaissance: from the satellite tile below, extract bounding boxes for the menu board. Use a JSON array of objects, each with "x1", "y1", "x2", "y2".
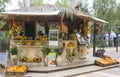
[{"x1": 49, "y1": 29, "x2": 59, "y2": 48}]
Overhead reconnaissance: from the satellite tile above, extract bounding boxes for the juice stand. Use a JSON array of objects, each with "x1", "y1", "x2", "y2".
[{"x1": 0, "y1": 4, "x2": 108, "y2": 75}]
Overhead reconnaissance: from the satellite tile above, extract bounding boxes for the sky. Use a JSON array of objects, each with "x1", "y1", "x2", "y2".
[
  {"x1": 5, "y1": 0, "x2": 120, "y2": 10},
  {"x1": 6, "y1": 0, "x2": 94, "y2": 10}
]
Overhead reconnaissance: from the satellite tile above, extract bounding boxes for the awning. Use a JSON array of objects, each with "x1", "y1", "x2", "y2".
[
  {"x1": 0, "y1": 10, "x2": 60, "y2": 16},
  {"x1": 90, "y1": 16, "x2": 108, "y2": 24},
  {"x1": 75, "y1": 12, "x2": 108, "y2": 24},
  {"x1": 75, "y1": 12, "x2": 89, "y2": 18}
]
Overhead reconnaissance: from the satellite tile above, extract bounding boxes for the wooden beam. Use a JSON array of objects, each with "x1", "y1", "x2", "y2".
[{"x1": 93, "y1": 22, "x2": 96, "y2": 57}]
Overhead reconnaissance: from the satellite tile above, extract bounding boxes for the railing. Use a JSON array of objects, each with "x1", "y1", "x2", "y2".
[{"x1": 0, "y1": 40, "x2": 7, "y2": 52}]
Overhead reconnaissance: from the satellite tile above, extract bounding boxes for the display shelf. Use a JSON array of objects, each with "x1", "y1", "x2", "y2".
[{"x1": 16, "y1": 45, "x2": 45, "y2": 66}]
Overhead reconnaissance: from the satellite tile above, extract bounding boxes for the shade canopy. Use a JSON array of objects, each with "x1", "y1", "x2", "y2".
[
  {"x1": 90, "y1": 16, "x2": 108, "y2": 24},
  {"x1": 75, "y1": 12, "x2": 108, "y2": 24}
]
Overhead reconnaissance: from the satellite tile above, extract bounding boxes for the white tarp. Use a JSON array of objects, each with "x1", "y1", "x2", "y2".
[{"x1": 0, "y1": 10, "x2": 60, "y2": 16}]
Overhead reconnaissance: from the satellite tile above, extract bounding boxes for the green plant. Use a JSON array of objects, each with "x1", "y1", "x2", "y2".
[
  {"x1": 10, "y1": 47, "x2": 17, "y2": 55},
  {"x1": 41, "y1": 47, "x2": 51, "y2": 55},
  {"x1": 55, "y1": 47, "x2": 63, "y2": 55},
  {"x1": 97, "y1": 37, "x2": 106, "y2": 50}
]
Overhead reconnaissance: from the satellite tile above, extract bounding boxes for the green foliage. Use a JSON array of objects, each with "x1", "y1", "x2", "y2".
[
  {"x1": 0, "y1": 21, "x2": 8, "y2": 40},
  {"x1": 10, "y1": 47, "x2": 17, "y2": 55},
  {"x1": 80, "y1": 0, "x2": 89, "y2": 13},
  {"x1": 55, "y1": 0, "x2": 70, "y2": 8},
  {"x1": 93, "y1": 0, "x2": 116, "y2": 24},
  {"x1": 96, "y1": 34, "x2": 106, "y2": 50},
  {"x1": 0, "y1": 0, "x2": 10, "y2": 12},
  {"x1": 41, "y1": 47, "x2": 51, "y2": 55},
  {"x1": 55, "y1": 47, "x2": 63, "y2": 55},
  {"x1": 0, "y1": 0, "x2": 9, "y2": 40},
  {"x1": 115, "y1": 3, "x2": 120, "y2": 24},
  {"x1": 30, "y1": 0, "x2": 43, "y2": 6}
]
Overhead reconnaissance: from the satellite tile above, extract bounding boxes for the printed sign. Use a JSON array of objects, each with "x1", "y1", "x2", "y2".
[
  {"x1": 47, "y1": 52, "x2": 57, "y2": 66},
  {"x1": 0, "y1": 53, "x2": 7, "y2": 64}
]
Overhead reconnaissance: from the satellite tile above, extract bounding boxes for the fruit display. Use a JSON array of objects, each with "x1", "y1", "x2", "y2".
[
  {"x1": 27, "y1": 41, "x2": 33, "y2": 45},
  {"x1": 95, "y1": 55, "x2": 118, "y2": 66},
  {"x1": 6, "y1": 65, "x2": 28, "y2": 74},
  {"x1": 19, "y1": 56, "x2": 42, "y2": 63},
  {"x1": 14, "y1": 36, "x2": 27, "y2": 40},
  {"x1": 19, "y1": 56, "x2": 27, "y2": 62},
  {"x1": 33, "y1": 57, "x2": 42, "y2": 63},
  {"x1": 27, "y1": 58, "x2": 33, "y2": 63},
  {"x1": 9, "y1": 29, "x2": 14, "y2": 35},
  {"x1": 6, "y1": 65, "x2": 18, "y2": 72},
  {"x1": 14, "y1": 36, "x2": 23, "y2": 40},
  {"x1": 35, "y1": 36, "x2": 41, "y2": 40},
  {"x1": 18, "y1": 40, "x2": 25, "y2": 45},
  {"x1": 20, "y1": 36, "x2": 27, "y2": 40},
  {"x1": 67, "y1": 42, "x2": 75, "y2": 47},
  {"x1": 34, "y1": 41, "x2": 41, "y2": 45},
  {"x1": 69, "y1": 34, "x2": 77, "y2": 40},
  {"x1": 42, "y1": 37, "x2": 48, "y2": 41},
  {"x1": 15, "y1": 65, "x2": 27, "y2": 72}
]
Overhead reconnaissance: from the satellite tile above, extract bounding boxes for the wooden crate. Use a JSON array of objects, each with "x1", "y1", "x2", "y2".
[
  {"x1": 94, "y1": 60, "x2": 119, "y2": 67},
  {"x1": 5, "y1": 65, "x2": 28, "y2": 75}
]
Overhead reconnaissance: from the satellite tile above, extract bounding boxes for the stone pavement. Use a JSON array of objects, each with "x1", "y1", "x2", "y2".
[{"x1": 72, "y1": 67, "x2": 120, "y2": 77}]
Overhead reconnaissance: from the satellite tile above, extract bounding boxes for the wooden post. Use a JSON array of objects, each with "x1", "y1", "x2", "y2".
[{"x1": 93, "y1": 22, "x2": 96, "y2": 57}]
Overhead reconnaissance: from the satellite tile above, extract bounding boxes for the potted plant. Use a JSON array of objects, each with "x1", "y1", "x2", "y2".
[
  {"x1": 10, "y1": 47, "x2": 17, "y2": 55},
  {"x1": 9, "y1": 47, "x2": 18, "y2": 64},
  {"x1": 96, "y1": 37, "x2": 106, "y2": 57},
  {"x1": 55, "y1": 47, "x2": 64, "y2": 66},
  {"x1": 41, "y1": 47, "x2": 51, "y2": 65}
]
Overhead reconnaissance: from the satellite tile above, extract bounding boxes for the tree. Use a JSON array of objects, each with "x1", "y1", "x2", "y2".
[
  {"x1": 30, "y1": 0, "x2": 43, "y2": 6},
  {"x1": 93, "y1": 0, "x2": 116, "y2": 25},
  {"x1": 115, "y1": 3, "x2": 120, "y2": 24},
  {"x1": 0, "y1": 0, "x2": 9, "y2": 45},
  {"x1": 55, "y1": 0, "x2": 70, "y2": 8},
  {"x1": 55, "y1": 0, "x2": 90, "y2": 13},
  {"x1": 80, "y1": 0, "x2": 89, "y2": 13},
  {"x1": 0, "y1": 0, "x2": 9, "y2": 12}
]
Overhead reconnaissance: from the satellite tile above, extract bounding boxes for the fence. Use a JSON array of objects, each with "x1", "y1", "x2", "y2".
[{"x1": 0, "y1": 40, "x2": 7, "y2": 52}]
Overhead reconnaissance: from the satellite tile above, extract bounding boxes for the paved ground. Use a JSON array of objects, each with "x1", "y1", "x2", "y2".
[
  {"x1": 72, "y1": 67, "x2": 120, "y2": 77},
  {"x1": 71, "y1": 47, "x2": 120, "y2": 77}
]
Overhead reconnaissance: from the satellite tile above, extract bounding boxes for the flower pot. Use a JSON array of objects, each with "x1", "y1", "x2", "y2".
[
  {"x1": 56, "y1": 55, "x2": 62, "y2": 66},
  {"x1": 11, "y1": 55, "x2": 17, "y2": 65},
  {"x1": 44, "y1": 56, "x2": 48, "y2": 66},
  {"x1": 95, "y1": 49, "x2": 105, "y2": 58}
]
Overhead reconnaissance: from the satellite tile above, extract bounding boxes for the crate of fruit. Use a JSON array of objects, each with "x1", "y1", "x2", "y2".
[
  {"x1": 94, "y1": 55, "x2": 119, "y2": 67},
  {"x1": 5, "y1": 65, "x2": 28, "y2": 75}
]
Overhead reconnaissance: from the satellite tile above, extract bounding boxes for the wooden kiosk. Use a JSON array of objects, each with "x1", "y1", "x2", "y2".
[{"x1": 0, "y1": 4, "x2": 108, "y2": 68}]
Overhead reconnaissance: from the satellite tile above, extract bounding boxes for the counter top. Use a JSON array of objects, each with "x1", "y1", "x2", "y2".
[{"x1": 16, "y1": 45, "x2": 44, "y2": 48}]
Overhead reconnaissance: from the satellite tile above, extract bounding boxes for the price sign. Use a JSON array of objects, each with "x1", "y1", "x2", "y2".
[{"x1": 0, "y1": 53, "x2": 7, "y2": 64}]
